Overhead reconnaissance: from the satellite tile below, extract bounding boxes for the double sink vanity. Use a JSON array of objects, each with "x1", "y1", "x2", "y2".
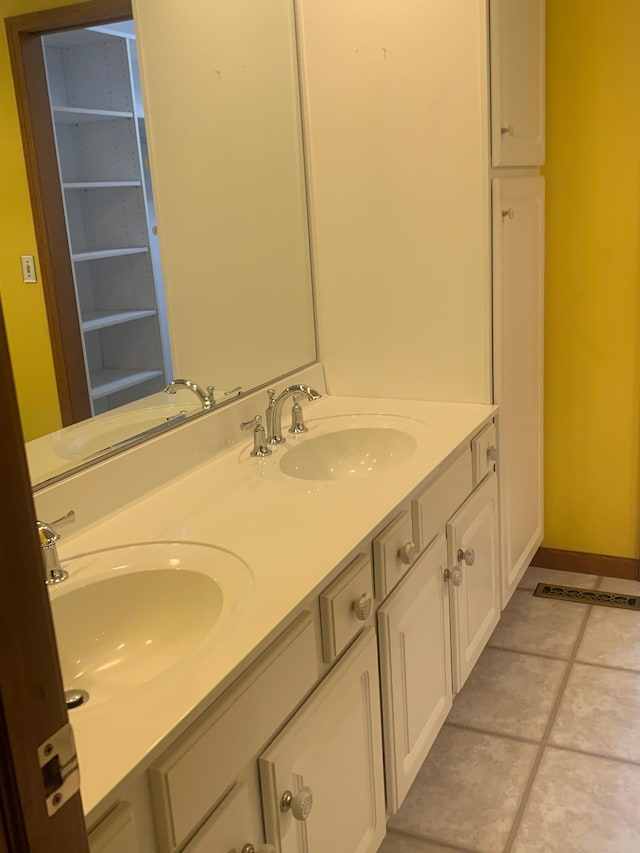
[{"x1": 36, "y1": 369, "x2": 499, "y2": 853}]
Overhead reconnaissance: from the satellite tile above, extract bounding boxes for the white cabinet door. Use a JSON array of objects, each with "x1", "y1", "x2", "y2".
[
  {"x1": 184, "y1": 781, "x2": 265, "y2": 853},
  {"x1": 378, "y1": 533, "x2": 452, "y2": 815},
  {"x1": 490, "y1": 0, "x2": 545, "y2": 166},
  {"x1": 493, "y1": 177, "x2": 544, "y2": 606},
  {"x1": 447, "y1": 473, "x2": 500, "y2": 692},
  {"x1": 259, "y1": 629, "x2": 386, "y2": 853}
]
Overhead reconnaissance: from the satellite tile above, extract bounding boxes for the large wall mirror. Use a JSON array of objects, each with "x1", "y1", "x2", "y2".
[{"x1": 5, "y1": 0, "x2": 316, "y2": 489}]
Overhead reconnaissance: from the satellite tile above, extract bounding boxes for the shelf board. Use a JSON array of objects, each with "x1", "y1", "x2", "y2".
[
  {"x1": 52, "y1": 106, "x2": 134, "y2": 124},
  {"x1": 90, "y1": 368, "x2": 164, "y2": 400},
  {"x1": 81, "y1": 309, "x2": 157, "y2": 332},
  {"x1": 64, "y1": 181, "x2": 142, "y2": 190},
  {"x1": 73, "y1": 247, "x2": 149, "y2": 263}
]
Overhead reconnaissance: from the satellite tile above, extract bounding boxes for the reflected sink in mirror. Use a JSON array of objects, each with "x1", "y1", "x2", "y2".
[
  {"x1": 49, "y1": 542, "x2": 253, "y2": 707},
  {"x1": 51, "y1": 404, "x2": 200, "y2": 462},
  {"x1": 279, "y1": 425, "x2": 418, "y2": 481}
]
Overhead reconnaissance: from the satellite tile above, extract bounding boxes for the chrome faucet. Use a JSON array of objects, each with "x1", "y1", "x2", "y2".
[
  {"x1": 37, "y1": 510, "x2": 75, "y2": 585},
  {"x1": 164, "y1": 378, "x2": 216, "y2": 410},
  {"x1": 265, "y1": 385, "x2": 321, "y2": 444}
]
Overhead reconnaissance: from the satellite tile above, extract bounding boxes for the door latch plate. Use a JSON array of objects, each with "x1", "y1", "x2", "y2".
[{"x1": 38, "y1": 722, "x2": 80, "y2": 816}]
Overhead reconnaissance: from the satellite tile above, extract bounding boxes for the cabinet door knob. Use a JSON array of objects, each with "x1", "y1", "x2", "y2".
[
  {"x1": 501, "y1": 124, "x2": 515, "y2": 136},
  {"x1": 281, "y1": 787, "x2": 313, "y2": 821},
  {"x1": 486, "y1": 445, "x2": 498, "y2": 463},
  {"x1": 457, "y1": 548, "x2": 475, "y2": 566},
  {"x1": 241, "y1": 845, "x2": 276, "y2": 853},
  {"x1": 444, "y1": 566, "x2": 463, "y2": 586},
  {"x1": 352, "y1": 593, "x2": 372, "y2": 621},
  {"x1": 398, "y1": 541, "x2": 418, "y2": 565}
]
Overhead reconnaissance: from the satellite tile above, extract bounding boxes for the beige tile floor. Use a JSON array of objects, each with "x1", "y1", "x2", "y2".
[{"x1": 380, "y1": 566, "x2": 640, "y2": 853}]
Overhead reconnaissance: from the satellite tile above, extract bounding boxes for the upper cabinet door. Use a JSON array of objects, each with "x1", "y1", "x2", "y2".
[{"x1": 490, "y1": 0, "x2": 545, "y2": 166}]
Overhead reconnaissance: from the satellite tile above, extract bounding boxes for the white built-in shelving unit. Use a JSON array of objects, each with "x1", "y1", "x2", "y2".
[{"x1": 42, "y1": 23, "x2": 171, "y2": 415}]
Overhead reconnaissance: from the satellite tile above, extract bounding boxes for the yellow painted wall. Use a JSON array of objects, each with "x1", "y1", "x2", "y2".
[
  {"x1": 0, "y1": 0, "x2": 84, "y2": 441},
  {"x1": 544, "y1": 1, "x2": 640, "y2": 557}
]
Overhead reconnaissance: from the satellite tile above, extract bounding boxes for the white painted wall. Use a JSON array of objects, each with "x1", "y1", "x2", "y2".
[{"x1": 299, "y1": 0, "x2": 492, "y2": 403}]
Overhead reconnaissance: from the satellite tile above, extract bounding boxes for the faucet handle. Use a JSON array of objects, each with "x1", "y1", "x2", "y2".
[
  {"x1": 36, "y1": 511, "x2": 74, "y2": 585},
  {"x1": 37, "y1": 510, "x2": 76, "y2": 546},
  {"x1": 240, "y1": 415, "x2": 272, "y2": 457},
  {"x1": 288, "y1": 395, "x2": 308, "y2": 434}
]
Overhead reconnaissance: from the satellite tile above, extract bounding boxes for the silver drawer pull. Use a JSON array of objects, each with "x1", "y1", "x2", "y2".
[
  {"x1": 352, "y1": 593, "x2": 372, "y2": 621},
  {"x1": 486, "y1": 446, "x2": 498, "y2": 463},
  {"x1": 457, "y1": 548, "x2": 475, "y2": 566}
]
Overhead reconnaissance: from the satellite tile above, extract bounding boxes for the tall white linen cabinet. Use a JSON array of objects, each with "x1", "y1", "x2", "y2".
[{"x1": 301, "y1": 0, "x2": 545, "y2": 609}]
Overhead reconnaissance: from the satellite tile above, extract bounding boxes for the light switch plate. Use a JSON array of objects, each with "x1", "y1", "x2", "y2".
[{"x1": 21, "y1": 255, "x2": 37, "y2": 283}]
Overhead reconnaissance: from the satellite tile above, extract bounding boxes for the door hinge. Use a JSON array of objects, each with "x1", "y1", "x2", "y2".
[{"x1": 38, "y1": 722, "x2": 80, "y2": 816}]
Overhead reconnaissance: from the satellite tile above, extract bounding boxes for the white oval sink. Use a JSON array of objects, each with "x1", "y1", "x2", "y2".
[
  {"x1": 50, "y1": 542, "x2": 253, "y2": 705},
  {"x1": 280, "y1": 426, "x2": 417, "y2": 481}
]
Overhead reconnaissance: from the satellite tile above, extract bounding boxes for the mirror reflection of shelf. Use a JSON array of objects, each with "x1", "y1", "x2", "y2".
[
  {"x1": 81, "y1": 309, "x2": 158, "y2": 333},
  {"x1": 43, "y1": 22, "x2": 171, "y2": 416},
  {"x1": 51, "y1": 106, "x2": 134, "y2": 124},
  {"x1": 89, "y1": 368, "x2": 165, "y2": 400},
  {"x1": 64, "y1": 181, "x2": 142, "y2": 189},
  {"x1": 72, "y1": 247, "x2": 149, "y2": 262}
]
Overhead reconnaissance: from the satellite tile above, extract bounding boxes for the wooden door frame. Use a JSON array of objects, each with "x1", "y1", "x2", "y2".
[
  {"x1": 0, "y1": 297, "x2": 89, "y2": 849},
  {"x1": 5, "y1": 0, "x2": 133, "y2": 426}
]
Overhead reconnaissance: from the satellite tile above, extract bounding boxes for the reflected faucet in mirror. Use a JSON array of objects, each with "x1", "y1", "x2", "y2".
[
  {"x1": 37, "y1": 510, "x2": 75, "y2": 585},
  {"x1": 163, "y1": 379, "x2": 216, "y2": 411},
  {"x1": 265, "y1": 385, "x2": 322, "y2": 445}
]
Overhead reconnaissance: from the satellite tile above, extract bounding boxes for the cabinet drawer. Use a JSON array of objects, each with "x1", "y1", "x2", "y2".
[
  {"x1": 471, "y1": 422, "x2": 497, "y2": 485},
  {"x1": 88, "y1": 803, "x2": 138, "y2": 853},
  {"x1": 411, "y1": 448, "x2": 473, "y2": 552},
  {"x1": 149, "y1": 612, "x2": 319, "y2": 853},
  {"x1": 319, "y1": 553, "x2": 374, "y2": 662},
  {"x1": 373, "y1": 510, "x2": 417, "y2": 600}
]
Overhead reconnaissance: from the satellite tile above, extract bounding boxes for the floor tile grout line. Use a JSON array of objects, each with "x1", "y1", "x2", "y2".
[
  {"x1": 570, "y1": 658, "x2": 640, "y2": 676},
  {"x1": 502, "y1": 601, "x2": 595, "y2": 853},
  {"x1": 386, "y1": 826, "x2": 478, "y2": 853},
  {"x1": 485, "y1": 641, "x2": 575, "y2": 663},
  {"x1": 544, "y1": 741, "x2": 640, "y2": 769},
  {"x1": 445, "y1": 717, "x2": 640, "y2": 770},
  {"x1": 444, "y1": 720, "x2": 542, "y2": 747}
]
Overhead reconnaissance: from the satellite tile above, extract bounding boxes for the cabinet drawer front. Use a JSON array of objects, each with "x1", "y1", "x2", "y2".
[
  {"x1": 471, "y1": 422, "x2": 497, "y2": 485},
  {"x1": 320, "y1": 553, "x2": 374, "y2": 662},
  {"x1": 412, "y1": 448, "x2": 473, "y2": 552},
  {"x1": 149, "y1": 612, "x2": 318, "y2": 852},
  {"x1": 373, "y1": 510, "x2": 416, "y2": 599},
  {"x1": 88, "y1": 803, "x2": 138, "y2": 853}
]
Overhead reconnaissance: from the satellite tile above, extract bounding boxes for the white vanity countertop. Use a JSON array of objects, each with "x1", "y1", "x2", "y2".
[{"x1": 54, "y1": 394, "x2": 495, "y2": 820}]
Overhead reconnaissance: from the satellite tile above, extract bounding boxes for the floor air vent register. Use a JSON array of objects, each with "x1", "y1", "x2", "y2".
[{"x1": 533, "y1": 583, "x2": 640, "y2": 612}]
